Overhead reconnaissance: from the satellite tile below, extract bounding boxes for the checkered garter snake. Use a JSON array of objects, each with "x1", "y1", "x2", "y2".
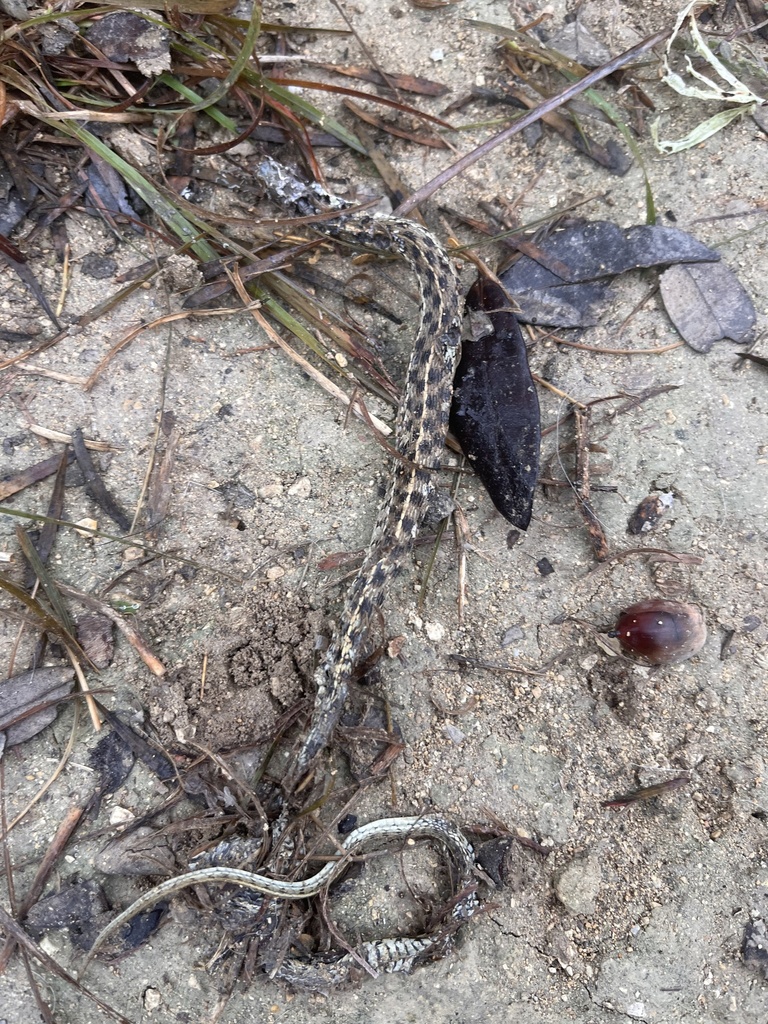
[
  {"x1": 254, "y1": 155, "x2": 463, "y2": 785},
  {"x1": 85, "y1": 814, "x2": 478, "y2": 989},
  {"x1": 84, "y1": 159, "x2": 477, "y2": 989}
]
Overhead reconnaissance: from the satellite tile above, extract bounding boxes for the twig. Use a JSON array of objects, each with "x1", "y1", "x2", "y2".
[
  {"x1": 0, "y1": 904, "x2": 134, "y2": 1024},
  {"x1": 66, "y1": 647, "x2": 102, "y2": 731},
  {"x1": 4, "y1": 700, "x2": 81, "y2": 833},
  {"x1": 0, "y1": 802, "x2": 88, "y2": 971},
  {"x1": 27, "y1": 424, "x2": 116, "y2": 451},
  {"x1": 395, "y1": 29, "x2": 670, "y2": 215},
  {"x1": 57, "y1": 582, "x2": 166, "y2": 676},
  {"x1": 72, "y1": 427, "x2": 132, "y2": 532},
  {"x1": 573, "y1": 407, "x2": 609, "y2": 561}
]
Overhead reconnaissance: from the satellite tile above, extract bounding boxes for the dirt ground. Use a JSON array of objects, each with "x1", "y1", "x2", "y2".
[{"x1": 1, "y1": 1, "x2": 768, "y2": 1022}]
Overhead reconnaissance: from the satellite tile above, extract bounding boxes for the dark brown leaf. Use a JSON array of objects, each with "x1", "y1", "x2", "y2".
[
  {"x1": 450, "y1": 279, "x2": 540, "y2": 529},
  {"x1": 0, "y1": 451, "x2": 74, "y2": 501}
]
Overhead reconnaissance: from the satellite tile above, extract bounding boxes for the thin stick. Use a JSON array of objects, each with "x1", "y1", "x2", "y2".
[
  {"x1": 395, "y1": 29, "x2": 670, "y2": 215},
  {"x1": 200, "y1": 651, "x2": 208, "y2": 701},
  {"x1": 0, "y1": 904, "x2": 134, "y2": 1024},
  {"x1": 573, "y1": 407, "x2": 609, "y2": 561},
  {"x1": 5, "y1": 702, "x2": 79, "y2": 832},
  {"x1": 0, "y1": 803, "x2": 87, "y2": 970},
  {"x1": 66, "y1": 647, "x2": 102, "y2": 731},
  {"x1": 229, "y1": 266, "x2": 393, "y2": 436},
  {"x1": 543, "y1": 334, "x2": 685, "y2": 356}
]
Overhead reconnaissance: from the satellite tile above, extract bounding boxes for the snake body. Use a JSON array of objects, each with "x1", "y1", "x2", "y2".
[
  {"x1": 86, "y1": 815, "x2": 478, "y2": 989},
  {"x1": 255, "y1": 156, "x2": 463, "y2": 783},
  {"x1": 86, "y1": 160, "x2": 475, "y2": 990}
]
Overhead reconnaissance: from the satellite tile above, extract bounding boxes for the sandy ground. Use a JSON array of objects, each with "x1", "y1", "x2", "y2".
[{"x1": 1, "y1": 1, "x2": 768, "y2": 1022}]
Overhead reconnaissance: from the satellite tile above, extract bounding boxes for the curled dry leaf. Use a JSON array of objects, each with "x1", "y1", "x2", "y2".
[
  {"x1": 501, "y1": 220, "x2": 719, "y2": 328},
  {"x1": 77, "y1": 614, "x2": 115, "y2": 669},
  {"x1": 659, "y1": 262, "x2": 756, "y2": 352},
  {"x1": 0, "y1": 666, "x2": 75, "y2": 747}
]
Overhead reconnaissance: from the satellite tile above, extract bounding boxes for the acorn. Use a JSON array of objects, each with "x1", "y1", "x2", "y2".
[{"x1": 610, "y1": 599, "x2": 706, "y2": 666}]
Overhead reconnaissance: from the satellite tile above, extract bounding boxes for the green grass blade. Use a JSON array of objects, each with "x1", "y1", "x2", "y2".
[
  {"x1": 158, "y1": 74, "x2": 239, "y2": 132},
  {"x1": 180, "y1": 1, "x2": 261, "y2": 115}
]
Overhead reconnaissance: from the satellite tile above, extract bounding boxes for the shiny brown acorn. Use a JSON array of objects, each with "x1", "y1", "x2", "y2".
[{"x1": 610, "y1": 599, "x2": 706, "y2": 666}]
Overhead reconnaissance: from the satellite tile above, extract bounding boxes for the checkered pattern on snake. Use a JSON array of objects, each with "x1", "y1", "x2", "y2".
[
  {"x1": 254, "y1": 156, "x2": 463, "y2": 784},
  {"x1": 85, "y1": 815, "x2": 478, "y2": 990},
  {"x1": 84, "y1": 160, "x2": 474, "y2": 992}
]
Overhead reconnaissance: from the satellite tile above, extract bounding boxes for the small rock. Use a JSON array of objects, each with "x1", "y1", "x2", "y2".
[
  {"x1": 442, "y1": 724, "x2": 465, "y2": 745},
  {"x1": 287, "y1": 476, "x2": 311, "y2": 498},
  {"x1": 162, "y1": 253, "x2": 201, "y2": 291},
  {"x1": 75, "y1": 517, "x2": 98, "y2": 537},
  {"x1": 81, "y1": 253, "x2": 117, "y2": 280},
  {"x1": 143, "y1": 987, "x2": 162, "y2": 1011},
  {"x1": 425, "y1": 621, "x2": 445, "y2": 642},
  {"x1": 266, "y1": 566, "x2": 285, "y2": 581},
  {"x1": 108, "y1": 806, "x2": 135, "y2": 825},
  {"x1": 501, "y1": 624, "x2": 525, "y2": 646}
]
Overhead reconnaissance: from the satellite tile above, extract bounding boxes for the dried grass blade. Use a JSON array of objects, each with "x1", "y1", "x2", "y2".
[
  {"x1": 319, "y1": 64, "x2": 448, "y2": 97},
  {"x1": 230, "y1": 270, "x2": 392, "y2": 437},
  {"x1": 15, "y1": 527, "x2": 73, "y2": 633},
  {"x1": 275, "y1": 77, "x2": 455, "y2": 128},
  {"x1": 0, "y1": 508, "x2": 237, "y2": 579},
  {"x1": 3, "y1": 700, "x2": 81, "y2": 836},
  {"x1": 0, "y1": 572, "x2": 80, "y2": 654},
  {"x1": 0, "y1": 249, "x2": 61, "y2": 329},
  {"x1": 342, "y1": 98, "x2": 448, "y2": 148},
  {"x1": 0, "y1": 901, "x2": 134, "y2": 1024}
]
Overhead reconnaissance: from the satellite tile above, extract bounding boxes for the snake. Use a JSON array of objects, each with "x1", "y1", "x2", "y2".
[
  {"x1": 85, "y1": 814, "x2": 478, "y2": 990},
  {"x1": 254, "y1": 155, "x2": 464, "y2": 785},
  {"x1": 85, "y1": 158, "x2": 475, "y2": 989}
]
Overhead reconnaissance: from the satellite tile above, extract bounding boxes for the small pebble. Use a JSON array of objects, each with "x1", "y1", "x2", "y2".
[
  {"x1": 143, "y1": 987, "x2": 162, "y2": 1012},
  {"x1": 287, "y1": 476, "x2": 311, "y2": 498},
  {"x1": 425, "y1": 621, "x2": 445, "y2": 642},
  {"x1": 443, "y1": 724, "x2": 466, "y2": 745},
  {"x1": 109, "y1": 806, "x2": 135, "y2": 825}
]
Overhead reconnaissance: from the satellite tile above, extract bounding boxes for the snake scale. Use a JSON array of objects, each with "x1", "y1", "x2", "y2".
[
  {"x1": 254, "y1": 156, "x2": 464, "y2": 784},
  {"x1": 85, "y1": 815, "x2": 478, "y2": 989},
  {"x1": 86, "y1": 157, "x2": 477, "y2": 990}
]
